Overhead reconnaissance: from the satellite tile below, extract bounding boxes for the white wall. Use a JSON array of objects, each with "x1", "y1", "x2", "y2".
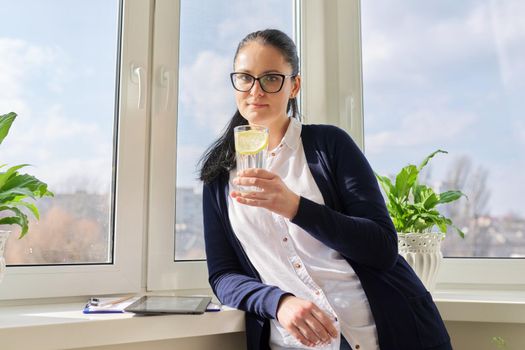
[
  {"x1": 78, "y1": 333, "x2": 246, "y2": 350},
  {"x1": 446, "y1": 321, "x2": 525, "y2": 350},
  {"x1": 75, "y1": 323, "x2": 525, "y2": 350}
]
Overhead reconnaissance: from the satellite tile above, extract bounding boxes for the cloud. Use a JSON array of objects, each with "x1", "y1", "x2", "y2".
[
  {"x1": 362, "y1": 1, "x2": 525, "y2": 87},
  {"x1": 216, "y1": 0, "x2": 293, "y2": 44},
  {"x1": 180, "y1": 50, "x2": 235, "y2": 135},
  {"x1": 176, "y1": 144, "x2": 206, "y2": 188},
  {"x1": 3, "y1": 103, "x2": 104, "y2": 159},
  {"x1": 2, "y1": 112, "x2": 110, "y2": 193},
  {"x1": 37, "y1": 156, "x2": 113, "y2": 194},
  {"x1": 0, "y1": 37, "x2": 72, "y2": 118},
  {"x1": 0, "y1": 38, "x2": 110, "y2": 191},
  {"x1": 366, "y1": 107, "x2": 477, "y2": 155},
  {"x1": 0, "y1": 38, "x2": 68, "y2": 96},
  {"x1": 488, "y1": 0, "x2": 525, "y2": 89},
  {"x1": 487, "y1": 159, "x2": 525, "y2": 216},
  {"x1": 514, "y1": 120, "x2": 525, "y2": 145}
]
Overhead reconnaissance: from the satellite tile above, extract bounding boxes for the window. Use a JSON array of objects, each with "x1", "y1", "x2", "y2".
[
  {"x1": 361, "y1": 1, "x2": 525, "y2": 287},
  {"x1": 0, "y1": 0, "x2": 148, "y2": 299},
  {"x1": 361, "y1": 0, "x2": 525, "y2": 259},
  {"x1": 1, "y1": 0, "x2": 118, "y2": 265},
  {"x1": 147, "y1": 0, "x2": 295, "y2": 289}
]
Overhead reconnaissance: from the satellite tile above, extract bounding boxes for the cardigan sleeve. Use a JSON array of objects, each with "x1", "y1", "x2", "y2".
[
  {"x1": 203, "y1": 182, "x2": 291, "y2": 319},
  {"x1": 291, "y1": 126, "x2": 398, "y2": 270}
]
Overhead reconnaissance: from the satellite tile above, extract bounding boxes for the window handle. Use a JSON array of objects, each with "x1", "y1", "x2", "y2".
[
  {"x1": 160, "y1": 66, "x2": 172, "y2": 111},
  {"x1": 131, "y1": 63, "x2": 146, "y2": 109}
]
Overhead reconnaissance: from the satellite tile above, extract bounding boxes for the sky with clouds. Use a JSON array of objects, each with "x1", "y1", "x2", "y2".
[
  {"x1": 362, "y1": 0, "x2": 525, "y2": 217},
  {"x1": 0, "y1": 0, "x2": 523, "y2": 218},
  {"x1": 0, "y1": 0, "x2": 117, "y2": 194}
]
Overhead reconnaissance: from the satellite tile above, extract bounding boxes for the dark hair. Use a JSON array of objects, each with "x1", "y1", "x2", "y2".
[{"x1": 199, "y1": 29, "x2": 300, "y2": 184}]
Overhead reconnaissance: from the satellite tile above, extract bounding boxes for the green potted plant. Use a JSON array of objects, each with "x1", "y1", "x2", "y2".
[
  {"x1": 0, "y1": 112, "x2": 53, "y2": 283},
  {"x1": 375, "y1": 150, "x2": 466, "y2": 291},
  {"x1": 492, "y1": 336, "x2": 508, "y2": 349}
]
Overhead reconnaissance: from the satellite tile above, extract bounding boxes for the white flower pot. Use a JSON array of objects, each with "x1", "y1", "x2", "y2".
[
  {"x1": 398, "y1": 232, "x2": 444, "y2": 292},
  {"x1": 0, "y1": 230, "x2": 10, "y2": 284}
]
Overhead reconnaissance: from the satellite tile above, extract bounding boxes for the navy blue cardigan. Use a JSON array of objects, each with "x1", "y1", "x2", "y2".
[{"x1": 203, "y1": 124, "x2": 452, "y2": 350}]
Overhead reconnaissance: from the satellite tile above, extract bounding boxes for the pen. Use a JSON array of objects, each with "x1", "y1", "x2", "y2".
[{"x1": 98, "y1": 295, "x2": 134, "y2": 308}]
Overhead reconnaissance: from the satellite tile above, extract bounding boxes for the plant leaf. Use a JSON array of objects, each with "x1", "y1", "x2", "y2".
[
  {"x1": 0, "y1": 187, "x2": 37, "y2": 203},
  {"x1": 423, "y1": 192, "x2": 439, "y2": 209},
  {"x1": 438, "y1": 190, "x2": 466, "y2": 204},
  {"x1": 0, "y1": 207, "x2": 29, "y2": 238},
  {"x1": 451, "y1": 224, "x2": 466, "y2": 239},
  {"x1": 395, "y1": 165, "x2": 418, "y2": 201},
  {"x1": 14, "y1": 201, "x2": 40, "y2": 219},
  {"x1": 0, "y1": 216, "x2": 23, "y2": 226},
  {"x1": 417, "y1": 149, "x2": 448, "y2": 171},
  {"x1": 2, "y1": 172, "x2": 53, "y2": 198},
  {"x1": 414, "y1": 184, "x2": 439, "y2": 209},
  {"x1": 375, "y1": 173, "x2": 395, "y2": 196},
  {"x1": 0, "y1": 112, "x2": 17, "y2": 145},
  {"x1": 491, "y1": 336, "x2": 507, "y2": 349},
  {"x1": 0, "y1": 164, "x2": 30, "y2": 189}
]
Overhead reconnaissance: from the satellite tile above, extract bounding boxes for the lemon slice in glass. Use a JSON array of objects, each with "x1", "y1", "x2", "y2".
[{"x1": 235, "y1": 129, "x2": 269, "y2": 155}]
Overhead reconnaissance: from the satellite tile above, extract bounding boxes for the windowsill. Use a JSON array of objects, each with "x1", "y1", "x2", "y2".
[
  {"x1": 0, "y1": 297, "x2": 245, "y2": 350},
  {"x1": 2, "y1": 289, "x2": 525, "y2": 349},
  {"x1": 433, "y1": 288, "x2": 525, "y2": 323}
]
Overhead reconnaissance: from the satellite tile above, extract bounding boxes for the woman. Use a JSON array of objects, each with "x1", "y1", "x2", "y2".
[{"x1": 200, "y1": 29, "x2": 452, "y2": 350}]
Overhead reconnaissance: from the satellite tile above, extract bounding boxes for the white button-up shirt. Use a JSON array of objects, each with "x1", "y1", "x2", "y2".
[{"x1": 228, "y1": 118, "x2": 379, "y2": 350}]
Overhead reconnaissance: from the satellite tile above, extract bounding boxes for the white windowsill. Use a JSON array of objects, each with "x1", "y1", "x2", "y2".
[
  {"x1": 0, "y1": 299, "x2": 245, "y2": 350},
  {"x1": 433, "y1": 289, "x2": 525, "y2": 324},
  {"x1": 2, "y1": 289, "x2": 524, "y2": 350}
]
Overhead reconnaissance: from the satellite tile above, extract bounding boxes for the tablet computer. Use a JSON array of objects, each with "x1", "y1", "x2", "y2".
[{"x1": 124, "y1": 295, "x2": 212, "y2": 315}]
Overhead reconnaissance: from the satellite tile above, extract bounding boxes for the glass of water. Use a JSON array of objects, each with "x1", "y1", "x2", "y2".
[{"x1": 234, "y1": 124, "x2": 269, "y2": 192}]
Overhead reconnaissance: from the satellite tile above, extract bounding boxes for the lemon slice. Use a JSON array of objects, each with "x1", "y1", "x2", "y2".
[{"x1": 235, "y1": 129, "x2": 269, "y2": 155}]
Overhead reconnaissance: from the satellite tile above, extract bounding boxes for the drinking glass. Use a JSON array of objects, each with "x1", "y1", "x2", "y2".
[{"x1": 234, "y1": 124, "x2": 269, "y2": 192}]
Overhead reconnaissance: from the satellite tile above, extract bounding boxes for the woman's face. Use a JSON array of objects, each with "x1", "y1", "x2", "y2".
[{"x1": 233, "y1": 41, "x2": 300, "y2": 127}]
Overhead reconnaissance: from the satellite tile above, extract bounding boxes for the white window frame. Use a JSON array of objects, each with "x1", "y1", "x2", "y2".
[
  {"x1": 299, "y1": 0, "x2": 364, "y2": 146},
  {"x1": 146, "y1": 0, "x2": 210, "y2": 291},
  {"x1": 0, "y1": 0, "x2": 151, "y2": 300},
  {"x1": 147, "y1": 0, "x2": 305, "y2": 291}
]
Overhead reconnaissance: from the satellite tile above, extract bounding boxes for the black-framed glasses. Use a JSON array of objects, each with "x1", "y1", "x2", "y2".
[{"x1": 230, "y1": 72, "x2": 295, "y2": 93}]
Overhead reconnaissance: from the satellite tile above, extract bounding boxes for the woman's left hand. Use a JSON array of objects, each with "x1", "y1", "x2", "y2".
[{"x1": 231, "y1": 168, "x2": 300, "y2": 219}]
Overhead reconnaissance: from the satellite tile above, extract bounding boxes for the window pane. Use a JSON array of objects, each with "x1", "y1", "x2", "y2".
[
  {"x1": 0, "y1": 0, "x2": 119, "y2": 264},
  {"x1": 362, "y1": 1, "x2": 525, "y2": 257},
  {"x1": 175, "y1": 0, "x2": 294, "y2": 260}
]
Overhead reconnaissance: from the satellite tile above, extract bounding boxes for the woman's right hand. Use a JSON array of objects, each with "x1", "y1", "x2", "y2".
[{"x1": 276, "y1": 295, "x2": 338, "y2": 347}]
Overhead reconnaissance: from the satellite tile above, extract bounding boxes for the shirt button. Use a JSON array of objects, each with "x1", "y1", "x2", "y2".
[
  {"x1": 282, "y1": 237, "x2": 288, "y2": 242},
  {"x1": 271, "y1": 152, "x2": 276, "y2": 156},
  {"x1": 315, "y1": 290, "x2": 321, "y2": 295},
  {"x1": 294, "y1": 262, "x2": 301, "y2": 269},
  {"x1": 355, "y1": 345, "x2": 360, "y2": 349}
]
